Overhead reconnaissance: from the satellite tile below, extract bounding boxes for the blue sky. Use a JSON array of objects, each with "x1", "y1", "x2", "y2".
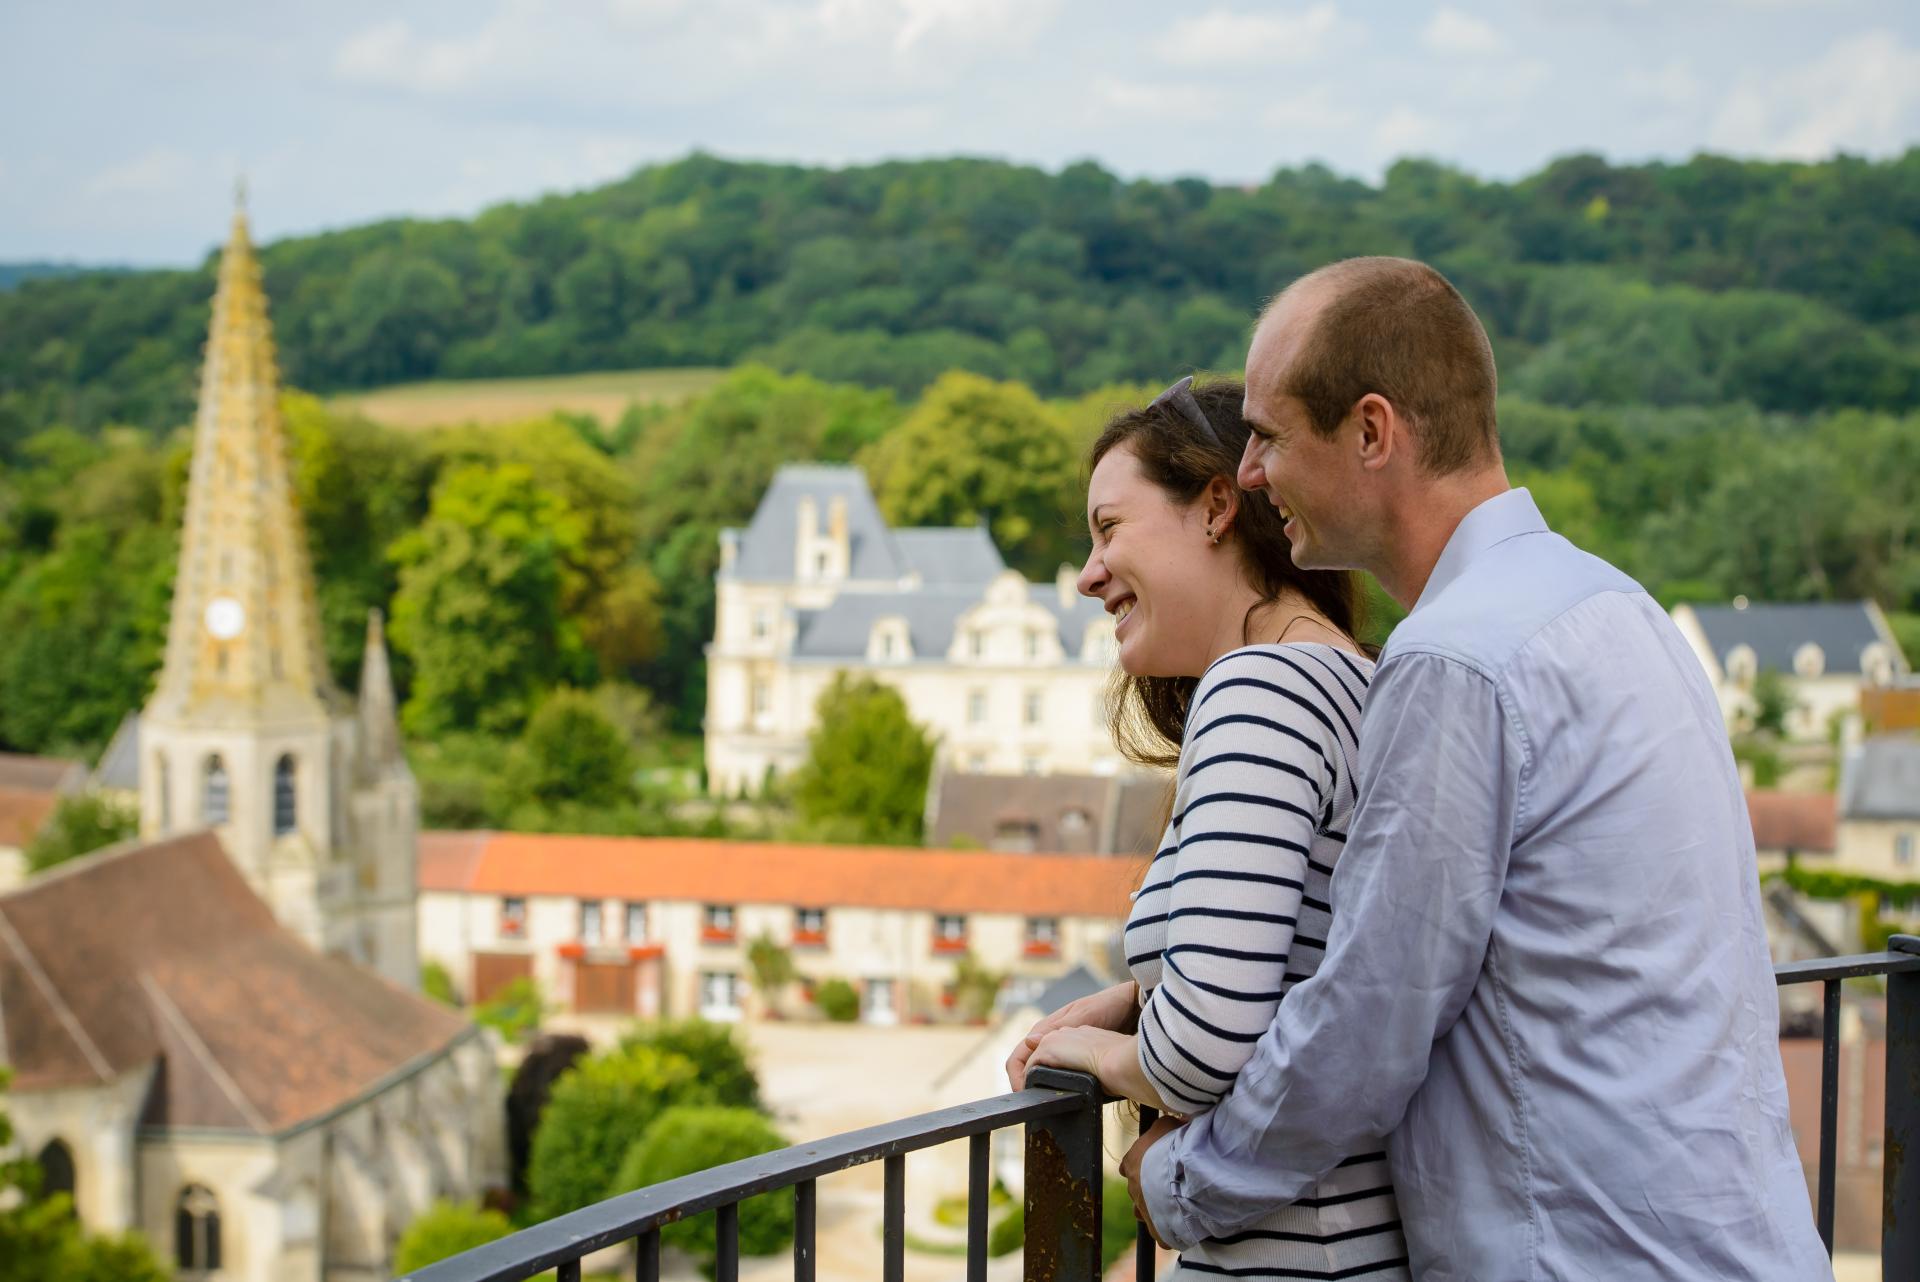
[{"x1": 3, "y1": 0, "x2": 1917, "y2": 265}]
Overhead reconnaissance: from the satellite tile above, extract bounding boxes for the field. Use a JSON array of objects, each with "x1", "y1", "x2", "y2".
[{"x1": 331, "y1": 367, "x2": 727, "y2": 429}]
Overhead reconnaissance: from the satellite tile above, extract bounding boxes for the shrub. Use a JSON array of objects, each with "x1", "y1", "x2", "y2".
[
  {"x1": 617, "y1": 1019, "x2": 762, "y2": 1112},
  {"x1": 420, "y1": 959, "x2": 460, "y2": 1007},
  {"x1": 393, "y1": 1200, "x2": 513, "y2": 1275},
  {"x1": 814, "y1": 977, "x2": 859, "y2": 1023},
  {"x1": 612, "y1": 1106, "x2": 793, "y2": 1272},
  {"x1": 526, "y1": 1045, "x2": 713, "y2": 1221},
  {"x1": 24, "y1": 792, "x2": 138, "y2": 873},
  {"x1": 474, "y1": 976, "x2": 550, "y2": 1045}
]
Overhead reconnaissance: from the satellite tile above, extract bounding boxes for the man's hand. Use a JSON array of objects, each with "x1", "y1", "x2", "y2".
[
  {"x1": 1005, "y1": 980, "x2": 1137, "y2": 1089},
  {"x1": 1121, "y1": 1116, "x2": 1184, "y2": 1249}
]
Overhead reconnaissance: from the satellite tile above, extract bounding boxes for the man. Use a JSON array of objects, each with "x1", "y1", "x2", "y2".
[{"x1": 1124, "y1": 257, "x2": 1827, "y2": 1279}]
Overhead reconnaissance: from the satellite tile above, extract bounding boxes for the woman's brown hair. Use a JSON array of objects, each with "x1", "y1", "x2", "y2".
[{"x1": 1092, "y1": 378, "x2": 1371, "y2": 772}]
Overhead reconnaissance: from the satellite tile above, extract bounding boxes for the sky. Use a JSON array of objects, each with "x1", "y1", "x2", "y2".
[{"x1": 3, "y1": 0, "x2": 1918, "y2": 266}]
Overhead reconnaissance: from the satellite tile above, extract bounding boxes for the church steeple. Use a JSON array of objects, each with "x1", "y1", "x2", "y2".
[
  {"x1": 148, "y1": 196, "x2": 336, "y2": 724},
  {"x1": 358, "y1": 608, "x2": 401, "y2": 768}
]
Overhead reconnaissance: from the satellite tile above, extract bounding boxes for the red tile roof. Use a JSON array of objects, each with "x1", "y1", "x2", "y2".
[
  {"x1": 420, "y1": 831, "x2": 1140, "y2": 919},
  {"x1": 0, "y1": 788, "x2": 61, "y2": 849},
  {"x1": 0, "y1": 830, "x2": 469, "y2": 1131},
  {"x1": 1747, "y1": 790, "x2": 1837, "y2": 854}
]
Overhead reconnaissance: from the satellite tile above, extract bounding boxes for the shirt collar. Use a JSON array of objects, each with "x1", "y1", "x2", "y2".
[{"x1": 1411, "y1": 488, "x2": 1549, "y2": 613}]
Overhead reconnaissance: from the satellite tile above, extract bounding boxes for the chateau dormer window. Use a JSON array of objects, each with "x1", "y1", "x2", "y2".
[
  {"x1": 1793, "y1": 643, "x2": 1825, "y2": 679},
  {"x1": 1725, "y1": 645, "x2": 1758, "y2": 688}
]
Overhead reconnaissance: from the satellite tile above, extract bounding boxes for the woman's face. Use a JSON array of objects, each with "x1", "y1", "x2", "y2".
[{"x1": 1076, "y1": 444, "x2": 1229, "y2": 679}]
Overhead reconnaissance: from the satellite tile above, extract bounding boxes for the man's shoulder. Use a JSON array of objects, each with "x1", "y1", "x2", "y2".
[{"x1": 1387, "y1": 531, "x2": 1645, "y2": 677}]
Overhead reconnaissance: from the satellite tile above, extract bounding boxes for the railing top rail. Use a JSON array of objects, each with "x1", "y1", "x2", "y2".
[
  {"x1": 401, "y1": 1073, "x2": 1097, "y2": 1282},
  {"x1": 1775, "y1": 939, "x2": 1920, "y2": 987}
]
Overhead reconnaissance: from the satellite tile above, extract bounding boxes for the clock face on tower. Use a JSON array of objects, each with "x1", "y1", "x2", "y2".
[{"x1": 205, "y1": 596, "x2": 247, "y2": 640}]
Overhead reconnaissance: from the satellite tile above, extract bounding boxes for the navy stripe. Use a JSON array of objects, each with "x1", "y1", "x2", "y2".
[
  {"x1": 1142, "y1": 1003, "x2": 1241, "y2": 1080},
  {"x1": 1163, "y1": 953, "x2": 1288, "y2": 1002},
  {"x1": 1180, "y1": 829, "x2": 1310, "y2": 856},
  {"x1": 1154, "y1": 983, "x2": 1268, "y2": 1044},
  {"x1": 1174, "y1": 791, "x2": 1317, "y2": 828},
  {"x1": 1166, "y1": 942, "x2": 1288, "y2": 963},
  {"x1": 1211, "y1": 1221, "x2": 1405, "y2": 1247},
  {"x1": 1177, "y1": 1255, "x2": 1409, "y2": 1280},
  {"x1": 1171, "y1": 868, "x2": 1305, "y2": 893},
  {"x1": 1188, "y1": 751, "x2": 1316, "y2": 793},
  {"x1": 1190, "y1": 707, "x2": 1333, "y2": 777},
  {"x1": 1168, "y1": 906, "x2": 1299, "y2": 928}
]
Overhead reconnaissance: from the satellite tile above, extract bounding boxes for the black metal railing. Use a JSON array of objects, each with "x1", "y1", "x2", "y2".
[{"x1": 405, "y1": 939, "x2": 1920, "y2": 1282}]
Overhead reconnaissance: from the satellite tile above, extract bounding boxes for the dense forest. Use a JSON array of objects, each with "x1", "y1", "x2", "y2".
[
  {"x1": 1, "y1": 151, "x2": 1917, "y2": 832},
  {"x1": 3, "y1": 149, "x2": 1919, "y2": 449}
]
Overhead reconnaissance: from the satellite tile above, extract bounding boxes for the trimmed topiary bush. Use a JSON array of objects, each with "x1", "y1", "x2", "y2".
[
  {"x1": 612, "y1": 1106, "x2": 794, "y2": 1274},
  {"x1": 393, "y1": 1200, "x2": 513, "y2": 1275},
  {"x1": 618, "y1": 1019, "x2": 762, "y2": 1112},
  {"x1": 815, "y1": 977, "x2": 859, "y2": 1022},
  {"x1": 526, "y1": 1045, "x2": 713, "y2": 1221}
]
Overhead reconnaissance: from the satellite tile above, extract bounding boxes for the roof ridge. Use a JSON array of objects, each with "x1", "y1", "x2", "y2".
[
  {"x1": 138, "y1": 971, "x2": 273, "y2": 1133},
  {"x1": 0, "y1": 905, "x2": 113, "y2": 1082},
  {"x1": 0, "y1": 827, "x2": 195, "y2": 900}
]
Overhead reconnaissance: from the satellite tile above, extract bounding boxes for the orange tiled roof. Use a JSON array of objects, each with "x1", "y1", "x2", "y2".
[
  {"x1": 0, "y1": 831, "x2": 469, "y2": 1130},
  {"x1": 420, "y1": 831, "x2": 1139, "y2": 919},
  {"x1": 1747, "y1": 790, "x2": 1837, "y2": 854}
]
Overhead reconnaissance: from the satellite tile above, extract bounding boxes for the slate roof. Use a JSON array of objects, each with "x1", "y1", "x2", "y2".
[
  {"x1": 793, "y1": 589, "x2": 984, "y2": 659},
  {"x1": 1745, "y1": 790, "x2": 1837, "y2": 854},
  {"x1": 725, "y1": 465, "x2": 1010, "y2": 587},
  {"x1": 1688, "y1": 601, "x2": 1901, "y2": 676},
  {"x1": 1034, "y1": 964, "x2": 1107, "y2": 1015},
  {"x1": 419, "y1": 831, "x2": 1136, "y2": 919},
  {"x1": 92, "y1": 714, "x2": 142, "y2": 791},
  {"x1": 928, "y1": 770, "x2": 1169, "y2": 856},
  {"x1": 0, "y1": 831, "x2": 470, "y2": 1131},
  {"x1": 1841, "y1": 736, "x2": 1920, "y2": 821}
]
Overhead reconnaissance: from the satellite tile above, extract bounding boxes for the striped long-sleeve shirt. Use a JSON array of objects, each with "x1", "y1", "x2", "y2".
[{"x1": 1125, "y1": 642, "x2": 1408, "y2": 1280}]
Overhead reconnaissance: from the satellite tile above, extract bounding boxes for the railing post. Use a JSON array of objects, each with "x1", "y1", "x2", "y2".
[
  {"x1": 1023, "y1": 1068, "x2": 1105, "y2": 1282},
  {"x1": 1887, "y1": 936, "x2": 1920, "y2": 1278}
]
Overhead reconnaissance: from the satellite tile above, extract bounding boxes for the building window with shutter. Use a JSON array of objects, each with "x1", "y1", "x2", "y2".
[
  {"x1": 273, "y1": 753, "x2": 297, "y2": 836},
  {"x1": 500, "y1": 897, "x2": 527, "y2": 939},
  {"x1": 704, "y1": 903, "x2": 737, "y2": 943},
  {"x1": 1025, "y1": 916, "x2": 1059, "y2": 957},
  {"x1": 203, "y1": 755, "x2": 230, "y2": 825},
  {"x1": 933, "y1": 914, "x2": 968, "y2": 954}
]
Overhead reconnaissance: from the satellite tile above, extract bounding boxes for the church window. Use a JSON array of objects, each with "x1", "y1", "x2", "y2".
[
  {"x1": 203, "y1": 756, "x2": 230, "y2": 825},
  {"x1": 36, "y1": 1139, "x2": 75, "y2": 1210},
  {"x1": 273, "y1": 754, "x2": 297, "y2": 835},
  {"x1": 176, "y1": 1184, "x2": 222, "y2": 1272}
]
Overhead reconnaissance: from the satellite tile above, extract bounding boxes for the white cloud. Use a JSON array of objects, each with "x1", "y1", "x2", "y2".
[
  {"x1": 1624, "y1": 58, "x2": 1701, "y2": 108},
  {"x1": 87, "y1": 147, "x2": 195, "y2": 198},
  {"x1": 1372, "y1": 105, "x2": 1450, "y2": 158},
  {"x1": 1708, "y1": 30, "x2": 1920, "y2": 160},
  {"x1": 1162, "y1": 5, "x2": 1343, "y2": 69},
  {"x1": 1423, "y1": 7, "x2": 1505, "y2": 56},
  {"x1": 1092, "y1": 78, "x2": 1227, "y2": 124}
]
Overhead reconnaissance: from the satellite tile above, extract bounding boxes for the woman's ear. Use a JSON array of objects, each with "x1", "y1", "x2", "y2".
[{"x1": 1203, "y1": 474, "x2": 1240, "y2": 529}]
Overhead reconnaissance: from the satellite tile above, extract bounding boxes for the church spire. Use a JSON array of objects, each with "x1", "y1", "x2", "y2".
[
  {"x1": 147, "y1": 197, "x2": 336, "y2": 724},
  {"x1": 358, "y1": 608, "x2": 401, "y2": 767}
]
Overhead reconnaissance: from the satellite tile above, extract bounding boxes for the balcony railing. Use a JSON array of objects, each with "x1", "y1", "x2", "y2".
[{"x1": 403, "y1": 939, "x2": 1920, "y2": 1282}]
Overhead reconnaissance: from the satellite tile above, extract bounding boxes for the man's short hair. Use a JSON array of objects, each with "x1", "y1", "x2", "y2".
[{"x1": 1273, "y1": 257, "x2": 1499, "y2": 474}]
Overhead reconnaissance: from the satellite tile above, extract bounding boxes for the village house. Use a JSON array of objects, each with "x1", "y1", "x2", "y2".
[
  {"x1": 1670, "y1": 598, "x2": 1909, "y2": 740},
  {"x1": 0, "y1": 751, "x2": 86, "y2": 889},
  {"x1": 1836, "y1": 735, "x2": 1920, "y2": 880},
  {"x1": 704, "y1": 465, "x2": 1122, "y2": 794},
  {"x1": 417, "y1": 831, "x2": 1132, "y2": 1024}
]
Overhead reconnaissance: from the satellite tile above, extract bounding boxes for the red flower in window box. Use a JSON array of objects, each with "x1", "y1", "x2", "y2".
[
  {"x1": 701, "y1": 926, "x2": 737, "y2": 944},
  {"x1": 791, "y1": 929, "x2": 828, "y2": 948},
  {"x1": 557, "y1": 941, "x2": 586, "y2": 959},
  {"x1": 931, "y1": 936, "x2": 969, "y2": 955},
  {"x1": 628, "y1": 944, "x2": 665, "y2": 961},
  {"x1": 1023, "y1": 940, "x2": 1058, "y2": 958}
]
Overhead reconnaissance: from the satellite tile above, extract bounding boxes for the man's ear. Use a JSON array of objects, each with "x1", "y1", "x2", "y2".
[{"x1": 1354, "y1": 393, "x2": 1401, "y2": 473}]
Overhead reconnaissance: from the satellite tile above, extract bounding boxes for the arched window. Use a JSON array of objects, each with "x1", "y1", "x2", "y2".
[
  {"x1": 36, "y1": 1139, "x2": 75, "y2": 1210},
  {"x1": 273, "y1": 754, "x2": 296, "y2": 836},
  {"x1": 203, "y1": 756, "x2": 229, "y2": 825},
  {"x1": 175, "y1": 1184, "x2": 222, "y2": 1272}
]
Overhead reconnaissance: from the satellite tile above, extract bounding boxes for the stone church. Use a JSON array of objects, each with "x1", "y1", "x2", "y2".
[{"x1": 0, "y1": 202, "x2": 502, "y2": 1281}]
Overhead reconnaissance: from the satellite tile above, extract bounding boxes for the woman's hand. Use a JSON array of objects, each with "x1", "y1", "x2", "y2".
[
  {"x1": 1022, "y1": 1026, "x2": 1171, "y2": 1113},
  {"x1": 1005, "y1": 981, "x2": 1137, "y2": 1089}
]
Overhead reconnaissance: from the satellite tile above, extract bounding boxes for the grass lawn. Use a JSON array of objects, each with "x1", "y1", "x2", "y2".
[{"x1": 333, "y1": 367, "x2": 727, "y2": 429}]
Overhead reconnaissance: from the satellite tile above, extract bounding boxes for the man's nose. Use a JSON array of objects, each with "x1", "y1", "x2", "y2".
[{"x1": 1236, "y1": 435, "x2": 1264, "y2": 492}]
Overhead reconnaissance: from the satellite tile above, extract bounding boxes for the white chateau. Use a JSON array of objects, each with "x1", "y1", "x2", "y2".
[
  {"x1": 0, "y1": 203, "x2": 500, "y2": 1282},
  {"x1": 704, "y1": 466, "x2": 1122, "y2": 794}
]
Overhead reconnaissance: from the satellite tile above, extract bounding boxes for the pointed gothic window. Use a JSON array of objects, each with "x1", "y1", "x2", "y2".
[
  {"x1": 204, "y1": 756, "x2": 230, "y2": 825},
  {"x1": 36, "y1": 1139, "x2": 75, "y2": 1210},
  {"x1": 176, "y1": 1184, "x2": 222, "y2": 1271},
  {"x1": 273, "y1": 754, "x2": 296, "y2": 836}
]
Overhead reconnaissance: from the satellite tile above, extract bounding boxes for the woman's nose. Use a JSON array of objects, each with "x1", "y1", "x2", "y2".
[{"x1": 1076, "y1": 550, "x2": 1106, "y2": 598}]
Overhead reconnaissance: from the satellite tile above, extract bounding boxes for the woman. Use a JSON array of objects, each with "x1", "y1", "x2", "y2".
[{"x1": 1006, "y1": 377, "x2": 1408, "y2": 1281}]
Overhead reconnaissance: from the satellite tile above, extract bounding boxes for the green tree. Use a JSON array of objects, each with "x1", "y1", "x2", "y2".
[
  {"x1": 393, "y1": 1200, "x2": 513, "y2": 1275},
  {"x1": 474, "y1": 976, "x2": 550, "y2": 1046},
  {"x1": 745, "y1": 934, "x2": 796, "y2": 1015},
  {"x1": 791, "y1": 675, "x2": 936, "y2": 845},
  {"x1": 24, "y1": 792, "x2": 138, "y2": 874},
  {"x1": 618, "y1": 1020, "x2": 762, "y2": 1112},
  {"x1": 498, "y1": 687, "x2": 636, "y2": 816},
  {"x1": 611, "y1": 1107, "x2": 794, "y2": 1274},
  {"x1": 860, "y1": 372, "x2": 1081, "y2": 577},
  {"x1": 1751, "y1": 669, "x2": 1796, "y2": 738},
  {"x1": 420, "y1": 959, "x2": 460, "y2": 1008},
  {"x1": 814, "y1": 977, "x2": 860, "y2": 1023},
  {"x1": 949, "y1": 952, "x2": 1004, "y2": 1022},
  {"x1": 526, "y1": 1045, "x2": 714, "y2": 1221},
  {"x1": 388, "y1": 463, "x2": 593, "y2": 737}
]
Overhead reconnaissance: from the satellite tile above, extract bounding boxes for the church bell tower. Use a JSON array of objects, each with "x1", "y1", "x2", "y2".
[{"x1": 140, "y1": 195, "x2": 418, "y2": 985}]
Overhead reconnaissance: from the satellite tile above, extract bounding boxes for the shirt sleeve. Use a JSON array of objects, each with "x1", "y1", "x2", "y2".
[
  {"x1": 1141, "y1": 649, "x2": 1525, "y2": 1250},
  {"x1": 1134, "y1": 650, "x2": 1333, "y2": 1114}
]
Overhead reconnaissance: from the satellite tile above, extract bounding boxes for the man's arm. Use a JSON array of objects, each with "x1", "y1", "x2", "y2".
[{"x1": 1139, "y1": 650, "x2": 1525, "y2": 1250}]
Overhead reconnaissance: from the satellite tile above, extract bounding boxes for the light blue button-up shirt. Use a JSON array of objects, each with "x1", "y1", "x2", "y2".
[{"x1": 1142, "y1": 489, "x2": 1828, "y2": 1281}]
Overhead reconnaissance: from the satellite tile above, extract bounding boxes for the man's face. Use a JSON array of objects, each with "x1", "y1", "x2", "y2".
[{"x1": 1236, "y1": 295, "x2": 1370, "y2": 571}]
